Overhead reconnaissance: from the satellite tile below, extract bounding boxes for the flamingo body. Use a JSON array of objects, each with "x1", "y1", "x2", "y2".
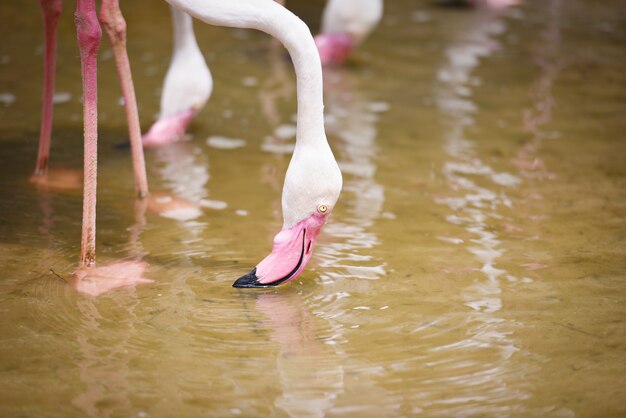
[
  {"x1": 315, "y1": 0, "x2": 383, "y2": 65},
  {"x1": 166, "y1": 0, "x2": 342, "y2": 287},
  {"x1": 143, "y1": 7, "x2": 212, "y2": 146}
]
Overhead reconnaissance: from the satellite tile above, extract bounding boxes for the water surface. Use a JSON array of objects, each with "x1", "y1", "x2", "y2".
[{"x1": 0, "y1": 0, "x2": 625, "y2": 416}]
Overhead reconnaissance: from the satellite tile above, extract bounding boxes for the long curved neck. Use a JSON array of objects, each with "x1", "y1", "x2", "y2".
[
  {"x1": 170, "y1": 6, "x2": 198, "y2": 53},
  {"x1": 165, "y1": 0, "x2": 326, "y2": 145}
]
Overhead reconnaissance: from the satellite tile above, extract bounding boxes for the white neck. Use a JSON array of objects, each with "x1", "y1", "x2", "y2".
[
  {"x1": 165, "y1": 0, "x2": 326, "y2": 145},
  {"x1": 171, "y1": 6, "x2": 198, "y2": 52},
  {"x1": 160, "y1": 5, "x2": 212, "y2": 117}
]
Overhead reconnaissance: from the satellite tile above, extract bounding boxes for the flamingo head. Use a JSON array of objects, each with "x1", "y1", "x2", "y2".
[
  {"x1": 233, "y1": 141, "x2": 342, "y2": 288},
  {"x1": 143, "y1": 24, "x2": 213, "y2": 148},
  {"x1": 142, "y1": 108, "x2": 198, "y2": 147},
  {"x1": 473, "y1": 0, "x2": 523, "y2": 8},
  {"x1": 314, "y1": 32, "x2": 355, "y2": 66}
]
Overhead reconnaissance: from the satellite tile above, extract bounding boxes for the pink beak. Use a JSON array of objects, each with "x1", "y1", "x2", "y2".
[
  {"x1": 472, "y1": 0, "x2": 522, "y2": 8},
  {"x1": 314, "y1": 33, "x2": 355, "y2": 66},
  {"x1": 232, "y1": 212, "x2": 327, "y2": 288},
  {"x1": 142, "y1": 107, "x2": 197, "y2": 147}
]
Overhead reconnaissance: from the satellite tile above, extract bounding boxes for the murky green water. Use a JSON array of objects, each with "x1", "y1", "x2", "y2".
[{"x1": 0, "y1": 0, "x2": 625, "y2": 416}]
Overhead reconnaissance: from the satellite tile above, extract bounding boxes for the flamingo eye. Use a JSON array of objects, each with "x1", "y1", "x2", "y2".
[{"x1": 317, "y1": 204, "x2": 328, "y2": 214}]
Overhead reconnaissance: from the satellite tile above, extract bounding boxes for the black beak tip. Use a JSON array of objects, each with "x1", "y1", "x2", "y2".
[{"x1": 232, "y1": 268, "x2": 272, "y2": 288}]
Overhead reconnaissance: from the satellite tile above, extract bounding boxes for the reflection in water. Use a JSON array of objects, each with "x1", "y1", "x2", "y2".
[
  {"x1": 254, "y1": 50, "x2": 388, "y2": 416},
  {"x1": 73, "y1": 196, "x2": 152, "y2": 296},
  {"x1": 37, "y1": 191, "x2": 56, "y2": 248},
  {"x1": 514, "y1": 0, "x2": 562, "y2": 181},
  {"x1": 149, "y1": 143, "x2": 210, "y2": 236},
  {"x1": 1, "y1": 0, "x2": 624, "y2": 415},
  {"x1": 317, "y1": 68, "x2": 387, "y2": 285},
  {"x1": 148, "y1": 143, "x2": 209, "y2": 341},
  {"x1": 126, "y1": 199, "x2": 149, "y2": 259},
  {"x1": 72, "y1": 200, "x2": 149, "y2": 416},
  {"x1": 254, "y1": 292, "x2": 344, "y2": 418},
  {"x1": 434, "y1": 6, "x2": 529, "y2": 411},
  {"x1": 154, "y1": 143, "x2": 209, "y2": 204},
  {"x1": 72, "y1": 295, "x2": 140, "y2": 418}
]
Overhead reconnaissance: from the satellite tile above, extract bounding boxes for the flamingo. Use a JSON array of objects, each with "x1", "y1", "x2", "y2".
[
  {"x1": 438, "y1": 0, "x2": 522, "y2": 8},
  {"x1": 163, "y1": 0, "x2": 342, "y2": 288},
  {"x1": 142, "y1": 6, "x2": 212, "y2": 147},
  {"x1": 34, "y1": 0, "x2": 341, "y2": 291},
  {"x1": 314, "y1": 0, "x2": 383, "y2": 66},
  {"x1": 143, "y1": 0, "x2": 286, "y2": 147}
]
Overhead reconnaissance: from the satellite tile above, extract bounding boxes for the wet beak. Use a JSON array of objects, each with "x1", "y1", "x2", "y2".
[
  {"x1": 232, "y1": 213, "x2": 326, "y2": 289},
  {"x1": 232, "y1": 268, "x2": 267, "y2": 288}
]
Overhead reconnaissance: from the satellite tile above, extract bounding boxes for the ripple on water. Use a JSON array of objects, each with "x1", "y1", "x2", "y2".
[
  {"x1": 1, "y1": 0, "x2": 622, "y2": 416},
  {"x1": 261, "y1": 142, "x2": 295, "y2": 154},
  {"x1": 273, "y1": 124, "x2": 297, "y2": 140},
  {"x1": 0, "y1": 92, "x2": 15, "y2": 105},
  {"x1": 206, "y1": 135, "x2": 247, "y2": 150}
]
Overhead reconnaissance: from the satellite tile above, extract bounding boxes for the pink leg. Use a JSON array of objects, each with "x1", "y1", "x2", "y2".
[
  {"x1": 100, "y1": 0, "x2": 148, "y2": 198},
  {"x1": 75, "y1": 0, "x2": 101, "y2": 266},
  {"x1": 34, "y1": 0, "x2": 63, "y2": 176}
]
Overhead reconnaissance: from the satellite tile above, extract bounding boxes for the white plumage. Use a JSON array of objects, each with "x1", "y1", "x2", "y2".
[
  {"x1": 321, "y1": 0, "x2": 383, "y2": 45},
  {"x1": 166, "y1": 0, "x2": 342, "y2": 228},
  {"x1": 160, "y1": 6, "x2": 212, "y2": 119}
]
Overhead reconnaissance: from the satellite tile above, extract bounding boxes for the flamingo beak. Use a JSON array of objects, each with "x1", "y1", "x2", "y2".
[
  {"x1": 233, "y1": 212, "x2": 327, "y2": 288},
  {"x1": 314, "y1": 33, "x2": 355, "y2": 66},
  {"x1": 142, "y1": 108, "x2": 197, "y2": 147}
]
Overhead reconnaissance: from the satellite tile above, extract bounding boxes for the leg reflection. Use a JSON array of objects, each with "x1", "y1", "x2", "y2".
[
  {"x1": 74, "y1": 197, "x2": 152, "y2": 296},
  {"x1": 72, "y1": 291, "x2": 142, "y2": 417}
]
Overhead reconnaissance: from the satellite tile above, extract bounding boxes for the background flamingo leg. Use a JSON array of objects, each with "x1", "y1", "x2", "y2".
[
  {"x1": 100, "y1": 0, "x2": 149, "y2": 198},
  {"x1": 34, "y1": 0, "x2": 63, "y2": 177}
]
